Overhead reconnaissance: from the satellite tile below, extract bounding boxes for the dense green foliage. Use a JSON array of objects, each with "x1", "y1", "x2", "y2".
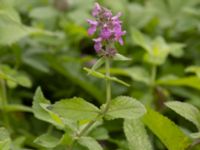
[{"x1": 0, "y1": 0, "x2": 200, "y2": 149}]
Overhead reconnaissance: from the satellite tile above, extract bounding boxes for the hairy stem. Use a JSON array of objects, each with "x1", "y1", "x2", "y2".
[{"x1": 103, "y1": 58, "x2": 111, "y2": 113}]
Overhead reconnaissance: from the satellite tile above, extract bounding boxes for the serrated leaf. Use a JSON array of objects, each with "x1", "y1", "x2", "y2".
[
  {"x1": 32, "y1": 87, "x2": 65, "y2": 129},
  {"x1": 143, "y1": 108, "x2": 191, "y2": 150},
  {"x1": 0, "y1": 128, "x2": 11, "y2": 150},
  {"x1": 113, "y1": 53, "x2": 131, "y2": 61},
  {"x1": 78, "y1": 137, "x2": 103, "y2": 150},
  {"x1": 50, "y1": 97, "x2": 100, "y2": 121},
  {"x1": 165, "y1": 101, "x2": 200, "y2": 130},
  {"x1": 84, "y1": 67, "x2": 130, "y2": 87},
  {"x1": 34, "y1": 134, "x2": 61, "y2": 148},
  {"x1": 157, "y1": 76, "x2": 200, "y2": 90},
  {"x1": 124, "y1": 119, "x2": 153, "y2": 150},
  {"x1": 105, "y1": 96, "x2": 146, "y2": 120},
  {"x1": 89, "y1": 127, "x2": 109, "y2": 140}
]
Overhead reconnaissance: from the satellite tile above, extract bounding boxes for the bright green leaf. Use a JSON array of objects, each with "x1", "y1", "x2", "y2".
[
  {"x1": 124, "y1": 119, "x2": 153, "y2": 150},
  {"x1": 84, "y1": 67, "x2": 130, "y2": 87},
  {"x1": 190, "y1": 132, "x2": 200, "y2": 139},
  {"x1": 143, "y1": 108, "x2": 191, "y2": 150},
  {"x1": 0, "y1": 128, "x2": 11, "y2": 150},
  {"x1": 105, "y1": 96, "x2": 146, "y2": 120},
  {"x1": 32, "y1": 87, "x2": 65, "y2": 129},
  {"x1": 113, "y1": 53, "x2": 131, "y2": 61},
  {"x1": 185, "y1": 66, "x2": 200, "y2": 78},
  {"x1": 165, "y1": 101, "x2": 200, "y2": 130},
  {"x1": 78, "y1": 137, "x2": 103, "y2": 150},
  {"x1": 157, "y1": 76, "x2": 200, "y2": 90},
  {"x1": 0, "y1": 104, "x2": 32, "y2": 112},
  {"x1": 50, "y1": 97, "x2": 100, "y2": 121},
  {"x1": 34, "y1": 133, "x2": 61, "y2": 148}
]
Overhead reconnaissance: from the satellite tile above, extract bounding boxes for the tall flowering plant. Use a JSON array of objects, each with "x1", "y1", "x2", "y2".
[{"x1": 32, "y1": 3, "x2": 146, "y2": 150}]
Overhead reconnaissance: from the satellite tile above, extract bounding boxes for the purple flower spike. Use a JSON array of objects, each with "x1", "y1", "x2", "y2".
[
  {"x1": 100, "y1": 24, "x2": 112, "y2": 39},
  {"x1": 87, "y1": 3, "x2": 126, "y2": 57},
  {"x1": 112, "y1": 12, "x2": 122, "y2": 21},
  {"x1": 92, "y1": 3, "x2": 101, "y2": 17},
  {"x1": 93, "y1": 37, "x2": 102, "y2": 52},
  {"x1": 87, "y1": 19, "x2": 98, "y2": 35}
]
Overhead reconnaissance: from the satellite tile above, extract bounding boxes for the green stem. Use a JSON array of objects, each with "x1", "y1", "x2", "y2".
[
  {"x1": 0, "y1": 79, "x2": 7, "y2": 106},
  {"x1": 0, "y1": 78, "x2": 10, "y2": 129},
  {"x1": 69, "y1": 57, "x2": 112, "y2": 149},
  {"x1": 103, "y1": 58, "x2": 111, "y2": 113},
  {"x1": 151, "y1": 65, "x2": 157, "y2": 88}
]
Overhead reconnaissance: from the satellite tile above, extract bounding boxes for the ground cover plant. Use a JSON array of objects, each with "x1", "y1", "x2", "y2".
[{"x1": 0, "y1": 0, "x2": 200, "y2": 150}]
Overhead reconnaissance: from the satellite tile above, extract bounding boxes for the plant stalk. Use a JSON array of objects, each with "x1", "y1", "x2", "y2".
[
  {"x1": 69, "y1": 57, "x2": 112, "y2": 149},
  {"x1": 0, "y1": 78, "x2": 10, "y2": 129},
  {"x1": 151, "y1": 65, "x2": 157, "y2": 87}
]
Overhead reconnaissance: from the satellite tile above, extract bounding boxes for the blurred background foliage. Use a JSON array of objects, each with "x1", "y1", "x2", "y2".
[{"x1": 0, "y1": 0, "x2": 200, "y2": 149}]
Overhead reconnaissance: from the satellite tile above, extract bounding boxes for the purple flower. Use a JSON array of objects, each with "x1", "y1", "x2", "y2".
[
  {"x1": 93, "y1": 37, "x2": 102, "y2": 52},
  {"x1": 104, "y1": 10, "x2": 112, "y2": 18},
  {"x1": 100, "y1": 24, "x2": 112, "y2": 39},
  {"x1": 111, "y1": 12, "x2": 122, "y2": 21},
  {"x1": 87, "y1": 3, "x2": 126, "y2": 56},
  {"x1": 92, "y1": 3, "x2": 101, "y2": 17},
  {"x1": 87, "y1": 19, "x2": 98, "y2": 35}
]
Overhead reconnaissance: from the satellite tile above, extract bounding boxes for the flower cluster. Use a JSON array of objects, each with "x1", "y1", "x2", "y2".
[{"x1": 87, "y1": 3, "x2": 126, "y2": 57}]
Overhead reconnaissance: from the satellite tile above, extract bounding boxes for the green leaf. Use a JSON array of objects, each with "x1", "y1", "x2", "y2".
[
  {"x1": 131, "y1": 28, "x2": 151, "y2": 52},
  {"x1": 124, "y1": 119, "x2": 153, "y2": 150},
  {"x1": 125, "y1": 67, "x2": 150, "y2": 85},
  {"x1": 169, "y1": 43, "x2": 184, "y2": 58},
  {"x1": 165, "y1": 101, "x2": 200, "y2": 130},
  {"x1": 143, "y1": 108, "x2": 191, "y2": 150},
  {"x1": 185, "y1": 66, "x2": 200, "y2": 78},
  {"x1": 190, "y1": 132, "x2": 200, "y2": 139},
  {"x1": 78, "y1": 137, "x2": 103, "y2": 150},
  {"x1": 50, "y1": 97, "x2": 100, "y2": 121},
  {"x1": 113, "y1": 53, "x2": 131, "y2": 61},
  {"x1": 32, "y1": 87, "x2": 65, "y2": 129},
  {"x1": 89, "y1": 127, "x2": 109, "y2": 140},
  {"x1": 84, "y1": 67, "x2": 130, "y2": 87},
  {"x1": 0, "y1": 8, "x2": 60, "y2": 45},
  {"x1": 157, "y1": 76, "x2": 200, "y2": 90},
  {"x1": 29, "y1": 6, "x2": 58, "y2": 19},
  {"x1": 99, "y1": 67, "x2": 150, "y2": 85},
  {"x1": 88, "y1": 57, "x2": 105, "y2": 75},
  {"x1": 105, "y1": 96, "x2": 146, "y2": 120},
  {"x1": 34, "y1": 132, "x2": 73, "y2": 148},
  {"x1": 0, "y1": 104, "x2": 32, "y2": 112},
  {"x1": 34, "y1": 133, "x2": 61, "y2": 148},
  {"x1": 144, "y1": 37, "x2": 170, "y2": 65},
  {"x1": 0, "y1": 65, "x2": 32, "y2": 88},
  {"x1": 0, "y1": 128, "x2": 11, "y2": 150}
]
